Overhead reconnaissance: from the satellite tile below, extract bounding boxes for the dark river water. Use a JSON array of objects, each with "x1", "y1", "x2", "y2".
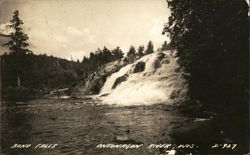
[{"x1": 1, "y1": 98, "x2": 188, "y2": 155}]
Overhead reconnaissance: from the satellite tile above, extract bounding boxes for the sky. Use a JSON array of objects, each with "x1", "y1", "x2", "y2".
[{"x1": 0, "y1": 0, "x2": 170, "y2": 61}]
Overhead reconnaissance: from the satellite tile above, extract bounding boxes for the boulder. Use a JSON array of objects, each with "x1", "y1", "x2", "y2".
[
  {"x1": 112, "y1": 74, "x2": 129, "y2": 89},
  {"x1": 131, "y1": 61, "x2": 145, "y2": 73}
]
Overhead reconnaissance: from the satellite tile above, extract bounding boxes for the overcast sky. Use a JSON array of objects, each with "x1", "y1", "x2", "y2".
[{"x1": 0, "y1": 0, "x2": 170, "y2": 60}]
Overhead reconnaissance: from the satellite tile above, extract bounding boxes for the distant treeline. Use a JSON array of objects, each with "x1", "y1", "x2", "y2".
[
  {"x1": 1, "y1": 42, "x2": 170, "y2": 91},
  {"x1": 79, "y1": 40, "x2": 170, "y2": 75}
]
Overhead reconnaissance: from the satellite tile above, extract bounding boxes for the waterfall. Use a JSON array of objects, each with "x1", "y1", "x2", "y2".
[
  {"x1": 100, "y1": 64, "x2": 133, "y2": 94},
  {"x1": 99, "y1": 50, "x2": 187, "y2": 105}
]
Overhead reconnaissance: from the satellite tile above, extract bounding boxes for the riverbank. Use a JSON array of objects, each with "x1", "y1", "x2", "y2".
[
  {"x1": 2, "y1": 87, "x2": 44, "y2": 102},
  {"x1": 1, "y1": 87, "x2": 72, "y2": 102}
]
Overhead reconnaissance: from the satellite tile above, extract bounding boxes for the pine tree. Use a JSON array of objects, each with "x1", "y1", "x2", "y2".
[
  {"x1": 137, "y1": 45, "x2": 145, "y2": 57},
  {"x1": 3, "y1": 10, "x2": 32, "y2": 55},
  {"x1": 126, "y1": 46, "x2": 136, "y2": 63},
  {"x1": 102, "y1": 46, "x2": 112, "y2": 62},
  {"x1": 1, "y1": 10, "x2": 33, "y2": 87},
  {"x1": 112, "y1": 47, "x2": 124, "y2": 60},
  {"x1": 145, "y1": 41, "x2": 154, "y2": 54},
  {"x1": 127, "y1": 46, "x2": 136, "y2": 56},
  {"x1": 161, "y1": 41, "x2": 171, "y2": 51}
]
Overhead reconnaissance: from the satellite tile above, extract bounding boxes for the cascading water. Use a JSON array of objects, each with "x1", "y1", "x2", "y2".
[{"x1": 100, "y1": 50, "x2": 187, "y2": 105}]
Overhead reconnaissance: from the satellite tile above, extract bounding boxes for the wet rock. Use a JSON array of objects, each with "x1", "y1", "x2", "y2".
[
  {"x1": 79, "y1": 75, "x2": 107, "y2": 95},
  {"x1": 169, "y1": 90, "x2": 178, "y2": 99},
  {"x1": 153, "y1": 53, "x2": 170, "y2": 69},
  {"x1": 153, "y1": 59, "x2": 161, "y2": 69},
  {"x1": 131, "y1": 61, "x2": 145, "y2": 73},
  {"x1": 71, "y1": 59, "x2": 128, "y2": 98},
  {"x1": 160, "y1": 59, "x2": 170, "y2": 65},
  {"x1": 100, "y1": 93, "x2": 109, "y2": 97},
  {"x1": 157, "y1": 52, "x2": 166, "y2": 60},
  {"x1": 112, "y1": 74, "x2": 129, "y2": 89}
]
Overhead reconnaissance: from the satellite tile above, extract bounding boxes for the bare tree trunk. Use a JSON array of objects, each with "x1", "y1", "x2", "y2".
[{"x1": 17, "y1": 75, "x2": 21, "y2": 87}]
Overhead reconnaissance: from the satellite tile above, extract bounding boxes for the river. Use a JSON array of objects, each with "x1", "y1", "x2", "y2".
[{"x1": 1, "y1": 98, "x2": 188, "y2": 155}]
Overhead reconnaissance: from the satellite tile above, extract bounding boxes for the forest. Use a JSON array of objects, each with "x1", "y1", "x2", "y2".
[
  {"x1": 163, "y1": 0, "x2": 248, "y2": 116},
  {"x1": 163, "y1": 0, "x2": 248, "y2": 151}
]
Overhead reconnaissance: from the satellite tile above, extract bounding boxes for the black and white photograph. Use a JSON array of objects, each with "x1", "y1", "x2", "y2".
[{"x1": 0, "y1": 0, "x2": 249, "y2": 154}]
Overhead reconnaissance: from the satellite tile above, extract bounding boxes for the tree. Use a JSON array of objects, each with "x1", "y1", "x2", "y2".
[
  {"x1": 137, "y1": 45, "x2": 145, "y2": 57},
  {"x1": 126, "y1": 46, "x2": 136, "y2": 63},
  {"x1": 1, "y1": 10, "x2": 33, "y2": 87},
  {"x1": 102, "y1": 46, "x2": 113, "y2": 62},
  {"x1": 163, "y1": 0, "x2": 248, "y2": 149},
  {"x1": 161, "y1": 41, "x2": 171, "y2": 51},
  {"x1": 112, "y1": 46, "x2": 124, "y2": 60},
  {"x1": 127, "y1": 46, "x2": 136, "y2": 56},
  {"x1": 163, "y1": 0, "x2": 248, "y2": 106},
  {"x1": 145, "y1": 41, "x2": 154, "y2": 54},
  {"x1": 3, "y1": 10, "x2": 32, "y2": 55}
]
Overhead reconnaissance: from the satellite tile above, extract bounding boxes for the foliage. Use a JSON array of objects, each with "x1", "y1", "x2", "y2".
[
  {"x1": 112, "y1": 47, "x2": 124, "y2": 59},
  {"x1": 137, "y1": 45, "x2": 145, "y2": 57},
  {"x1": 163, "y1": 1, "x2": 249, "y2": 146},
  {"x1": 145, "y1": 40, "x2": 154, "y2": 54},
  {"x1": 126, "y1": 46, "x2": 137, "y2": 63},
  {"x1": 1, "y1": 10, "x2": 82, "y2": 101},
  {"x1": 1, "y1": 53, "x2": 80, "y2": 89},
  {"x1": 3, "y1": 10, "x2": 32, "y2": 55},
  {"x1": 161, "y1": 41, "x2": 172, "y2": 51},
  {"x1": 80, "y1": 46, "x2": 125, "y2": 74},
  {"x1": 127, "y1": 46, "x2": 136, "y2": 56},
  {"x1": 163, "y1": 0, "x2": 248, "y2": 111}
]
